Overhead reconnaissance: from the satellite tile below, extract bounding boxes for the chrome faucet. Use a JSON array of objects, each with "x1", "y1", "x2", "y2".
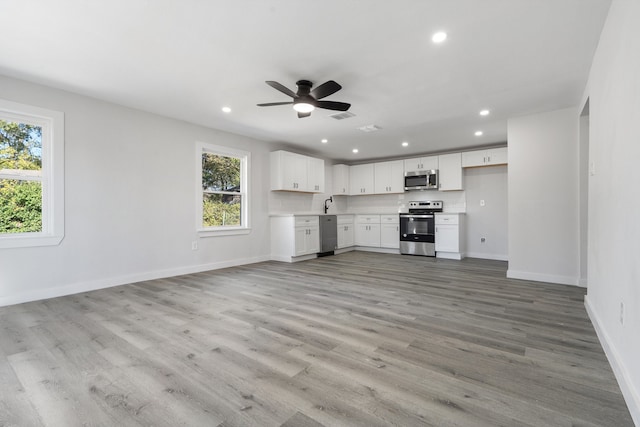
[{"x1": 324, "y1": 196, "x2": 333, "y2": 214}]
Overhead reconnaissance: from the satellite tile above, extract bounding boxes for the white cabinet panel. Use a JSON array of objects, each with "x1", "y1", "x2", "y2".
[
  {"x1": 438, "y1": 152, "x2": 463, "y2": 191},
  {"x1": 354, "y1": 215, "x2": 381, "y2": 247},
  {"x1": 337, "y1": 215, "x2": 355, "y2": 248},
  {"x1": 349, "y1": 164, "x2": 375, "y2": 195},
  {"x1": 374, "y1": 160, "x2": 404, "y2": 194},
  {"x1": 435, "y1": 214, "x2": 465, "y2": 259},
  {"x1": 380, "y1": 224, "x2": 399, "y2": 249},
  {"x1": 271, "y1": 215, "x2": 319, "y2": 261},
  {"x1": 270, "y1": 150, "x2": 324, "y2": 193},
  {"x1": 308, "y1": 157, "x2": 325, "y2": 193},
  {"x1": 462, "y1": 147, "x2": 508, "y2": 168},
  {"x1": 355, "y1": 224, "x2": 381, "y2": 247},
  {"x1": 404, "y1": 156, "x2": 438, "y2": 173},
  {"x1": 380, "y1": 214, "x2": 399, "y2": 249},
  {"x1": 332, "y1": 164, "x2": 350, "y2": 195}
]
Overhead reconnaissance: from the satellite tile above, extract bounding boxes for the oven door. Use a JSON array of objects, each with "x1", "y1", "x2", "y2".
[{"x1": 400, "y1": 214, "x2": 435, "y2": 242}]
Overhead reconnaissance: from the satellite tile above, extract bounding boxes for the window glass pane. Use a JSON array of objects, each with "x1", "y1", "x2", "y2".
[
  {"x1": 203, "y1": 193, "x2": 241, "y2": 227},
  {"x1": 0, "y1": 119, "x2": 42, "y2": 171},
  {"x1": 0, "y1": 179, "x2": 42, "y2": 233},
  {"x1": 1, "y1": 119, "x2": 43, "y2": 234},
  {"x1": 202, "y1": 153, "x2": 240, "y2": 192}
]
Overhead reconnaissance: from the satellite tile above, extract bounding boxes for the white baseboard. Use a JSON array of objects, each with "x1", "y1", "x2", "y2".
[
  {"x1": 0, "y1": 255, "x2": 271, "y2": 308},
  {"x1": 354, "y1": 246, "x2": 400, "y2": 254},
  {"x1": 335, "y1": 247, "x2": 355, "y2": 255},
  {"x1": 436, "y1": 252, "x2": 462, "y2": 260},
  {"x1": 585, "y1": 296, "x2": 640, "y2": 425},
  {"x1": 506, "y1": 269, "x2": 579, "y2": 286},
  {"x1": 465, "y1": 251, "x2": 508, "y2": 261}
]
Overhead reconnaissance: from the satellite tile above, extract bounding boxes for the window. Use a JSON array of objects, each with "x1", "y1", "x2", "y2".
[
  {"x1": 196, "y1": 142, "x2": 249, "y2": 236},
  {"x1": 0, "y1": 99, "x2": 64, "y2": 248}
]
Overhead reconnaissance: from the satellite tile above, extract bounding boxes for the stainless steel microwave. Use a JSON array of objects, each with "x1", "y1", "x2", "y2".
[{"x1": 404, "y1": 170, "x2": 438, "y2": 191}]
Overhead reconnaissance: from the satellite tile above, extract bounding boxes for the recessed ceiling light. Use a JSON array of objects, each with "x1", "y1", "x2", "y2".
[
  {"x1": 321, "y1": 139, "x2": 328, "y2": 144},
  {"x1": 479, "y1": 109, "x2": 490, "y2": 116},
  {"x1": 352, "y1": 148, "x2": 359, "y2": 154},
  {"x1": 402, "y1": 142, "x2": 409, "y2": 147},
  {"x1": 432, "y1": 31, "x2": 447, "y2": 44},
  {"x1": 475, "y1": 131, "x2": 483, "y2": 136},
  {"x1": 222, "y1": 106, "x2": 231, "y2": 113}
]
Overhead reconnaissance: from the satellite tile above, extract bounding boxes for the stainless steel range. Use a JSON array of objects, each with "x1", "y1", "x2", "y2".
[{"x1": 399, "y1": 200, "x2": 443, "y2": 257}]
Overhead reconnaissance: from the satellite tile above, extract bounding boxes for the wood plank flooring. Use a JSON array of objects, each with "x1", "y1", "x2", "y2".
[{"x1": 0, "y1": 252, "x2": 633, "y2": 426}]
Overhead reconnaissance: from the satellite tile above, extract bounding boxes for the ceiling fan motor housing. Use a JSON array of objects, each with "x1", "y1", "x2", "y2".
[{"x1": 295, "y1": 80, "x2": 313, "y2": 96}]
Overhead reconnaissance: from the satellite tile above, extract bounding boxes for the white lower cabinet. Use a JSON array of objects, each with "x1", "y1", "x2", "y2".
[
  {"x1": 270, "y1": 215, "x2": 319, "y2": 262},
  {"x1": 354, "y1": 215, "x2": 381, "y2": 247},
  {"x1": 337, "y1": 215, "x2": 355, "y2": 248},
  {"x1": 435, "y1": 213, "x2": 465, "y2": 260},
  {"x1": 380, "y1": 215, "x2": 399, "y2": 249}
]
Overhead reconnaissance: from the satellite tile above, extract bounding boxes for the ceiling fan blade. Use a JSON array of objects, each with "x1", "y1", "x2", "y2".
[
  {"x1": 297, "y1": 112, "x2": 312, "y2": 118},
  {"x1": 311, "y1": 80, "x2": 342, "y2": 100},
  {"x1": 265, "y1": 81, "x2": 297, "y2": 98},
  {"x1": 315, "y1": 100, "x2": 351, "y2": 111},
  {"x1": 257, "y1": 101, "x2": 294, "y2": 107}
]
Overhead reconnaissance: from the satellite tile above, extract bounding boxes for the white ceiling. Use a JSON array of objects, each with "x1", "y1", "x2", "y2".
[{"x1": 0, "y1": 0, "x2": 611, "y2": 162}]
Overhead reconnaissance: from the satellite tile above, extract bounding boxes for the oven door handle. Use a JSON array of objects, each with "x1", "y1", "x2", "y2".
[{"x1": 402, "y1": 214, "x2": 434, "y2": 219}]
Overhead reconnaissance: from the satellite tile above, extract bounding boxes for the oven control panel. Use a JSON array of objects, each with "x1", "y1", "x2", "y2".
[{"x1": 408, "y1": 200, "x2": 443, "y2": 210}]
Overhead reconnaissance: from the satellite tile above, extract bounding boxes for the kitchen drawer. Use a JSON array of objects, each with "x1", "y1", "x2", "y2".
[
  {"x1": 355, "y1": 215, "x2": 381, "y2": 224},
  {"x1": 294, "y1": 216, "x2": 319, "y2": 227},
  {"x1": 435, "y1": 214, "x2": 459, "y2": 225},
  {"x1": 381, "y1": 214, "x2": 399, "y2": 224},
  {"x1": 337, "y1": 215, "x2": 354, "y2": 225}
]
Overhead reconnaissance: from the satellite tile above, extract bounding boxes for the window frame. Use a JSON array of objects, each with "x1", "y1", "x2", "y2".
[
  {"x1": 0, "y1": 99, "x2": 64, "y2": 249},
  {"x1": 195, "y1": 142, "x2": 250, "y2": 237}
]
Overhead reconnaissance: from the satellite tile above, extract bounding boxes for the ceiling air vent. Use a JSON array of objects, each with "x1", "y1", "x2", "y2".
[
  {"x1": 357, "y1": 124, "x2": 382, "y2": 133},
  {"x1": 329, "y1": 111, "x2": 356, "y2": 120}
]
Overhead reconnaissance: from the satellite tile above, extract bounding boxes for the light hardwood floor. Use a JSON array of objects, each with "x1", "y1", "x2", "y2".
[{"x1": 0, "y1": 252, "x2": 633, "y2": 426}]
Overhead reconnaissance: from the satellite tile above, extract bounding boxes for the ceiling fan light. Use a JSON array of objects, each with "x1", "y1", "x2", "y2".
[{"x1": 293, "y1": 102, "x2": 315, "y2": 113}]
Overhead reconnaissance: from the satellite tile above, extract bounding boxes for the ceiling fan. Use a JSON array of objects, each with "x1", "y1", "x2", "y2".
[{"x1": 257, "y1": 80, "x2": 351, "y2": 118}]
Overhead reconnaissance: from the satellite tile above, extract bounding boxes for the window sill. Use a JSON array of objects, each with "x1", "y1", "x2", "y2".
[
  {"x1": 0, "y1": 233, "x2": 64, "y2": 249},
  {"x1": 197, "y1": 227, "x2": 251, "y2": 237}
]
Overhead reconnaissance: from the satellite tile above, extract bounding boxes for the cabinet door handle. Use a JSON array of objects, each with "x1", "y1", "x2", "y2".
[{"x1": 487, "y1": 156, "x2": 491, "y2": 163}]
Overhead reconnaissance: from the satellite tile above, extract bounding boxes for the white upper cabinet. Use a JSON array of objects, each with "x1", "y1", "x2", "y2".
[
  {"x1": 462, "y1": 147, "x2": 508, "y2": 168},
  {"x1": 307, "y1": 157, "x2": 325, "y2": 193},
  {"x1": 270, "y1": 150, "x2": 324, "y2": 193},
  {"x1": 374, "y1": 160, "x2": 404, "y2": 194},
  {"x1": 332, "y1": 164, "x2": 350, "y2": 195},
  {"x1": 438, "y1": 153, "x2": 463, "y2": 191},
  {"x1": 404, "y1": 155, "x2": 438, "y2": 173},
  {"x1": 349, "y1": 163, "x2": 375, "y2": 195}
]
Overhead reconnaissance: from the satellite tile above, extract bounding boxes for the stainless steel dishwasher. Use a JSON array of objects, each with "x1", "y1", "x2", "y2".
[{"x1": 318, "y1": 215, "x2": 337, "y2": 256}]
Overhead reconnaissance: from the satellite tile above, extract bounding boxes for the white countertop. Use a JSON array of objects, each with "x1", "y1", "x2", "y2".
[{"x1": 270, "y1": 211, "x2": 465, "y2": 217}]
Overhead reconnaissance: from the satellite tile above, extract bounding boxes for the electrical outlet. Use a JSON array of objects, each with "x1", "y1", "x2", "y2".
[
  {"x1": 480, "y1": 237, "x2": 486, "y2": 243},
  {"x1": 191, "y1": 241, "x2": 198, "y2": 251},
  {"x1": 620, "y1": 302, "x2": 624, "y2": 325},
  {"x1": 480, "y1": 199, "x2": 485, "y2": 207}
]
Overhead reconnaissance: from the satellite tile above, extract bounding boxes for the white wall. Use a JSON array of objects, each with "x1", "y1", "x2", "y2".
[
  {"x1": 507, "y1": 108, "x2": 580, "y2": 285},
  {"x1": 464, "y1": 166, "x2": 508, "y2": 260},
  {"x1": 0, "y1": 75, "x2": 274, "y2": 307},
  {"x1": 582, "y1": 0, "x2": 640, "y2": 422}
]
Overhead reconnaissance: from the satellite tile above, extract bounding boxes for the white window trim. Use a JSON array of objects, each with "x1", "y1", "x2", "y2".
[
  {"x1": 0, "y1": 99, "x2": 64, "y2": 249},
  {"x1": 195, "y1": 141, "x2": 250, "y2": 237}
]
